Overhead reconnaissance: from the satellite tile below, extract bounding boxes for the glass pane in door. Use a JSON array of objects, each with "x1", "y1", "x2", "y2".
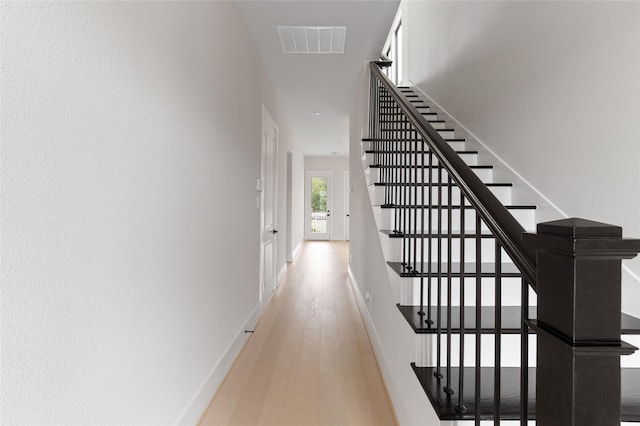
[{"x1": 310, "y1": 176, "x2": 328, "y2": 234}]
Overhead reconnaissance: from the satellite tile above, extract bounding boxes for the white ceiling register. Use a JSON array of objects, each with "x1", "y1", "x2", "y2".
[{"x1": 277, "y1": 26, "x2": 347, "y2": 54}]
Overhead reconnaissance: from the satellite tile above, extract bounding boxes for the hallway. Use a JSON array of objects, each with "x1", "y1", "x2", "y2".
[{"x1": 199, "y1": 241, "x2": 397, "y2": 426}]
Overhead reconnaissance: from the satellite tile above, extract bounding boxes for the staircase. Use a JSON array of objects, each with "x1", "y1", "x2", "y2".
[{"x1": 361, "y1": 59, "x2": 640, "y2": 424}]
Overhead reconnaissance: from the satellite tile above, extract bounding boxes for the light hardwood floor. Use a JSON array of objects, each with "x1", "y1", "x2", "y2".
[{"x1": 199, "y1": 241, "x2": 398, "y2": 426}]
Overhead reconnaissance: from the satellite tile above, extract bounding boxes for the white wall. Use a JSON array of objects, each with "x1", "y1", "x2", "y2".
[
  {"x1": 403, "y1": 0, "x2": 640, "y2": 316},
  {"x1": 1, "y1": 2, "x2": 298, "y2": 424},
  {"x1": 289, "y1": 151, "x2": 305, "y2": 259},
  {"x1": 305, "y1": 156, "x2": 350, "y2": 240}
]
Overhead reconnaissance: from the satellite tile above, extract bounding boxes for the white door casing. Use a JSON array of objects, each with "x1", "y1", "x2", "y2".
[
  {"x1": 260, "y1": 105, "x2": 278, "y2": 306},
  {"x1": 344, "y1": 171, "x2": 350, "y2": 241}
]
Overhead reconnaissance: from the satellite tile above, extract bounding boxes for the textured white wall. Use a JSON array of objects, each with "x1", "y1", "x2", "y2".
[
  {"x1": 290, "y1": 151, "x2": 306, "y2": 257},
  {"x1": 1, "y1": 2, "x2": 297, "y2": 424},
  {"x1": 305, "y1": 156, "x2": 350, "y2": 240},
  {"x1": 403, "y1": 0, "x2": 640, "y2": 315}
]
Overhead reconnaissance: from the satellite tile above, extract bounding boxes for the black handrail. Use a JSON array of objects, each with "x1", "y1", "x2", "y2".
[
  {"x1": 369, "y1": 61, "x2": 538, "y2": 287},
  {"x1": 375, "y1": 54, "x2": 392, "y2": 68}
]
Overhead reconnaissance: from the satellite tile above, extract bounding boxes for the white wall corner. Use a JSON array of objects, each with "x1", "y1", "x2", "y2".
[
  {"x1": 290, "y1": 239, "x2": 304, "y2": 262},
  {"x1": 173, "y1": 302, "x2": 263, "y2": 426},
  {"x1": 347, "y1": 267, "x2": 411, "y2": 426}
]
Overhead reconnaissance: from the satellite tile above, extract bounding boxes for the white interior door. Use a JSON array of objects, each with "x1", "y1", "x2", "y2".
[
  {"x1": 307, "y1": 171, "x2": 332, "y2": 241},
  {"x1": 260, "y1": 105, "x2": 278, "y2": 305}
]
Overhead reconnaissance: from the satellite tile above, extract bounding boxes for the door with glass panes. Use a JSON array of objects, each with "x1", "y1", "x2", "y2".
[{"x1": 307, "y1": 172, "x2": 331, "y2": 240}]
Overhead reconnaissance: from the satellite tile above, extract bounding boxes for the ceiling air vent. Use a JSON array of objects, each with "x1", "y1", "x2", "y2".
[{"x1": 277, "y1": 26, "x2": 347, "y2": 54}]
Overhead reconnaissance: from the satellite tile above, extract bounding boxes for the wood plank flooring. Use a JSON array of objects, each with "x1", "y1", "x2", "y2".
[{"x1": 199, "y1": 241, "x2": 398, "y2": 426}]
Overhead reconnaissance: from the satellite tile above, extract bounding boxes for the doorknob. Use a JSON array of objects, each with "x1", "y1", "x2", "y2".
[{"x1": 271, "y1": 229, "x2": 278, "y2": 234}]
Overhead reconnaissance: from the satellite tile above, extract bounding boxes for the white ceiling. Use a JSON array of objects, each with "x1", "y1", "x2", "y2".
[{"x1": 236, "y1": 0, "x2": 400, "y2": 157}]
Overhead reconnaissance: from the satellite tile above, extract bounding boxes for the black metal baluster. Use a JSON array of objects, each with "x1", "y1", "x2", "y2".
[
  {"x1": 520, "y1": 277, "x2": 529, "y2": 425},
  {"x1": 434, "y1": 162, "x2": 443, "y2": 379},
  {"x1": 377, "y1": 85, "x2": 382, "y2": 181},
  {"x1": 456, "y1": 192, "x2": 467, "y2": 414},
  {"x1": 475, "y1": 213, "x2": 482, "y2": 425},
  {"x1": 444, "y1": 175, "x2": 454, "y2": 395},
  {"x1": 394, "y1": 102, "x2": 400, "y2": 234},
  {"x1": 405, "y1": 115, "x2": 412, "y2": 272},
  {"x1": 419, "y1": 131, "x2": 426, "y2": 318},
  {"x1": 494, "y1": 241, "x2": 502, "y2": 425},
  {"x1": 403, "y1": 114, "x2": 410, "y2": 272},
  {"x1": 426, "y1": 147, "x2": 433, "y2": 325},
  {"x1": 412, "y1": 129, "x2": 418, "y2": 275}
]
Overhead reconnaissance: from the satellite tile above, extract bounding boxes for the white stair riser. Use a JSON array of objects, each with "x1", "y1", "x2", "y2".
[
  {"x1": 622, "y1": 335, "x2": 640, "y2": 368},
  {"x1": 375, "y1": 120, "x2": 447, "y2": 130},
  {"x1": 393, "y1": 274, "x2": 535, "y2": 307},
  {"x1": 384, "y1": 236, "x2": 512, "y2": 264},
  {"x1": 362, "y1": 140, "x2": 466, "y2": 152},
  {"x1": 365, "y1": 166, "x2": 494, "y2": 185},
  {"x1": 416, "y1": 334, "x2": 538, "y2": 368},
  {"x1": 414, "y1": 334, "x2": 640, "y2": 371},
  {"x1": 377, "y1": 105, "x2": 432, "y2": 113},
  {"x1": 377, "y1": 127, "x2": 454, "y2": 139},
  {"x1": 363, "y1": 151, "x2": 477, "y2": 167},
  {"x1": 369, "y1": 184, "x2": 512, "y2": 206},
  {"x1": 429, "y1": 121, "x2": 447, "y2": 130},
  {"x1": 375, "y1": 207, "x2": 537, "y2": 233}
]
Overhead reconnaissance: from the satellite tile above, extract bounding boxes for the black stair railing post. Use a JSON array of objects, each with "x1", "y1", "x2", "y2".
[{"x1": 523, "y1": 218, "x2": 640, "y2": 426}]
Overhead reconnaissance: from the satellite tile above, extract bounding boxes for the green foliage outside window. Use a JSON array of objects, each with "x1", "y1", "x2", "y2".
[{"x1": 311, "y1": 177, "x2": 327, "y2": 212}]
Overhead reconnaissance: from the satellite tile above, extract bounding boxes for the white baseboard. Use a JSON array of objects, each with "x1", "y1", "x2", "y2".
[
  {"x1": 277, "y1": 263, "x2": 288, "y2": 285},
  {"x1": 291, "y1": 239, "x2": 303, "y2": 261},
  {"x1": 174, "y1": 302, "x2": 263, "y2": 426},
  {"x1": 347, "y1": 267, "x2": 410, "y2": 426}
]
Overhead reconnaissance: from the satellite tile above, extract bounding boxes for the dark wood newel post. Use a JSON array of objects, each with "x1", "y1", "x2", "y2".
[{"x1": 523, "y1": 218, "x2": 640, "y2": 426}]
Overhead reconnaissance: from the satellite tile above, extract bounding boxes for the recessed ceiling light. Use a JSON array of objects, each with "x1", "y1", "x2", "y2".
[
  {"x1": 277, "y1": 26, "x2": 347, "y2": 54},
  {"x1": 330, "y1": 152, "x2": 338, "y2": 155},
  {"x1": 314, "y1": 111, "x2": 321, "y2": 116}
]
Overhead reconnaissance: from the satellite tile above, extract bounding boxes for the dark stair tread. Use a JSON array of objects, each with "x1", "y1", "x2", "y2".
[
  {"x1": 362, "y1": 137, "x2": 465, "y2": 142},
  {"x1": 387, "y1": 261, "x2": 523, "y2": 278},
  {"x1": 379, "y1": 125, "x2": 456, "y2": 131},
  {"x1": 411, "y1": 365, "x2": 640, "y2": 421},
  {"x1": 398, "y1": 305, "x2": 537, "y2": 334},
  {"x1": 372, "y1": 182, "x2": 512, "y2": 187},
  {"x1": 378, "y1": 204, "x2": 536, "y2": 210},
  {"x1": 365, "y1": 149, "x2": 478, "y2": 155},
  {"x1": 367, "y1": 164, "x2": 493, "y2": 169},
  {"x1": 380, "y1": 230, "x2": 496, "y2": 238},
  {"x1": 397, "y1": 304, "x2": 640, "y2": 335},
  {"x1": 362, "y1": 138, "x2": 425, "y2": 141}
]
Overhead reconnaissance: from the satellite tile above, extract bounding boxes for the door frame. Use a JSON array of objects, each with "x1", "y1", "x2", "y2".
[
  {"x1": 344, "y1": 171, "x2": 350, "y2": 241},
  {"x1": 259, "y1": 104, "x2": 278, "y2": 306},
  {"x1": 305, "y1": 170, "x2": 332, "y2": 241}
]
